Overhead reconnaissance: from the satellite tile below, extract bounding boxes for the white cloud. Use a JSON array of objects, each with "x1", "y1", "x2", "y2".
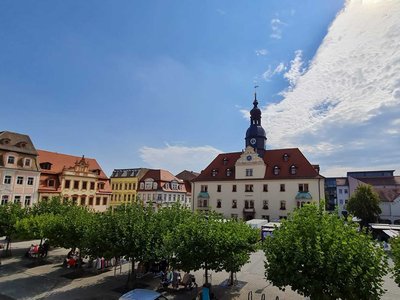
[
  {"x1": 255, "y1": 49, "x2": 269, "y2": 56},
  {"x1": 270, "y1": 18, "x2": 286, "y2": 39},
  {"x1": 274, "y1": 62, "x2": 286, "y2": 74},
  {"x1": 283, "y1": 50, "x2": 305, "y2": 89},
  {"x1": 139, "y1": 144, "x2": 222, "y2": 174},
  {"x1": 255, "y1": 0, "x2": 400, "y2": 176},
  {"x1": 262, "y1": 62, "x2": 286, "y2": 81}
]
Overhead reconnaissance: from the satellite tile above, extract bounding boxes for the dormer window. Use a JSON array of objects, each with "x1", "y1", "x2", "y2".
[
  {"x1": 40, "y1": 162, "x2": 52, "y2": 170},
  {"x1": 283, "y1": 153, "x2": 289, "y2": 162},
  {"x1": 211, "y1": 169, "x2": 218, "y2": 177},
  {"x1": 0, "y1": 138, "x2": 11, "y2": 145},
  {"x1": 16, "y1": 141, "x2": 27, "y2": 148},
  {"x1": 171, "y1": 181, "x2": 178, "y2": 189},
  {"x1": 273, "y1": 166, "x2": 280, "y2": 175},
  {"x1": 7, "y1": 156, "x2": 15, "y2": 164},
  {"x1": 140, "y1": 182, "x2": 144, "y2": 189},
  {"x1": 153, "y1": 182, "x2": 158, "y2": 189},
  {"x1": 223, "y1": 158, "x2": 229, "y2": 166},
  {"x1": 48, "y1": 179, "x2": 55, "y2": 187},
  {"x1": 226, "y1": 168, "x2": 232, "y2": 176},
  {"x1": 290, "y1": 165, "x2": 297, "y2": 175},
  {"x1": 98, "y1": 182, "x2": 105, "y2": 190}
]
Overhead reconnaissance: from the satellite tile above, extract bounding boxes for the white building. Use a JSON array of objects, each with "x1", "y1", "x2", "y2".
[{"x1": 192, "y1": 95, "x2": 325, "y2": 221}]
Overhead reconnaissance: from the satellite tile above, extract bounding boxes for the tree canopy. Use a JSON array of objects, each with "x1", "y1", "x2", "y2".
[
  {"x1": 263, "y1": 204, "x2": 388, "y2": 300},
  {"x1": 347, "y1": 184, "x2": 381, "y2": 228}
]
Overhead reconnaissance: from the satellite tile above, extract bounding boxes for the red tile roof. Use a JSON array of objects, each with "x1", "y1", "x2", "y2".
[
  {"x1": 38, "y1": 150, "x2": 108, "y2": 179},
  {"x1": 138, "y1": 169, "x2": 187, "y2": 193},
  {"x1": 193, "y1": 148, "x2": 323, "y2": 182}
]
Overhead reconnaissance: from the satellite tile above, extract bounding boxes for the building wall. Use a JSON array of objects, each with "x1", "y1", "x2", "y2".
[
  {"x1": 0, "y1": 151, "x2": 40, "y2": 207},
  {"x1": 193, "y1": 178, "x2": 324, "y2": 221},
  {"x1": 110, "y1": 177, "x2": 138, "y2": 206},
  {"x1": 336, "y1": 185, "x2": 349, "y2": 216}
]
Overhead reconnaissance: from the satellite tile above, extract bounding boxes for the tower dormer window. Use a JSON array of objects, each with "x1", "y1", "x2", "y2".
[
  {"x1": 273, "y1": 166, "x2": 280, "y2": 175},
  {"x1": 290, "y1": 165, "x2": 297, "y2": 175},
  {"x1": 283, "y1": 153, "x2": 289, "y2": 161},
  {"x1": 223, "y1": 158, "x2": 228, "y2": 166}
]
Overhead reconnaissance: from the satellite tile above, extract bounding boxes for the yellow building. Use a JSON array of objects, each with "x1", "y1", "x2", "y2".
[{"x1": 110, "y1": 168, "x2": 148, "y2": 206}]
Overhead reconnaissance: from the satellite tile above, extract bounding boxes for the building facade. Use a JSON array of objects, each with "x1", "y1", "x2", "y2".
[
  {"x1": 38, "y1": 150, "x2": 111, "y2": 212},
  {"x1": 110, "y1": 168, "x2": 148, "y2": 206},
  {"x1": 176, "y1": 170, "x2": 199, "y2": 209},
  {"x1": 137, "y1": 169, "x2": 187, "y2": 209},
  {"x1": 0, "y1": 131, "x2": 40, "y2": 207},
  {"x1": 192, "y1": 95, "x2": 324, "y2": 221}
]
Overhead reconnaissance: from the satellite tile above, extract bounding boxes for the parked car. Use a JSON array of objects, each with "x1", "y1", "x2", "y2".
[{"x1": 119, "y1": 289, "x2": 168, "y2": 300}]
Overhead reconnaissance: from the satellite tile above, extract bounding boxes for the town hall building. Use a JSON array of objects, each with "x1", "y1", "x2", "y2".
[{"x1": 192, "y1": 94, "x2": 325, "y2": 221}]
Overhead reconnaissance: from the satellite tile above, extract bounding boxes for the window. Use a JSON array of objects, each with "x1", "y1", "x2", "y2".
[
  {"x1": 42, "y1": 196, "x2": 49, "y2": 201},
  {"x1": 217, "y1": 199, "x2": 222, "y2": 208},
  {"x1": 4, "y1": 175, "x2": 12, "y2": 184},
  {"x1": 245, "y1": 200, "x2": 249, "y2": 209},
  {"x1": 232, "y1": 185, "x2": 237, "y2": 192},
  {"x1": 245, "y1": 184, "x2": 254, "y2": 192},
  {"x1": 279, "y1": 216, "x2": 287, "y2": 220},
  {"x1": 73, "y1": 181, "x2": 79, "y2": 189},
  {"x1": 103, "y1": 197, "x2": 107, "y2": 205},
  {"x1": 283, "y1": 154, "x2": 289, "y2": 162},
  {"x1": 299, "y1": 184, "x2": 309, "y2": 192},
  {"x1": 17, "y1": 176, "x2": 23, "y2": 185},
  {"x1": 96, "y1": 197, "x2": 101, "y2": 205},
  {"x1": 89, "y1": 197, "x2": 94, "y2": 206},
  {"x1": 72, "y1": 197, "x2": 78, "y2": 205},
  {"x1": 27, "y1": 177, "x2": 34, "y2": 185},
  {"x1": 280, "y1": 184, "x2": 285, "y2": 192},
  {"x1": 226, "y1": 168, "x2": 232, "y2": 176},
  {"x1": 280, "y1": 200, "x2": 286, "y2": 210},
  {"x1": 263, "y1": 184, "x2": 268, "y2": 192},
  {"x1": 65, "y1": 180, "x2": 71, "y2": 189},
  {"x1": 261, "y1": 215, "x2": 269, "y2": 221},
  {"x1": 344, "y1": 189, "x2": 348, "y2": 194},
  {"x1": 153, "y1": 182, "x2": 158, "y2": 189},
  {"x1": 24, "y1": 196, "x2": 31, "y2": 206},
  {"x1": 119, "y1": 183, "x2": 123, "y2": 190},
  {"x1": 273, "y1": 166, "x2": 280, "y2": 175},
  {"x1": 1, "y1": 195, "x2": 9, "y2": 205},
  {"x1": 246, "y1": 169, "x2": 253, "y2": 177},
  {"x1": 201, "y1": 185, "x2": 208, "y2": 192},
  {"x1": 98, "y1": 182, "x2": 105, "y2": 190},
  {"x1": 232, "y1": 200, "x2": 237, "y2": 209},
  {"x1": 7, "y1": 156, "x2": 15, "y2": 164},
  {"x1": 217, "y1": 185, "x2": 221, "y2": 192},
  {"x1": 24, "y1": 158, "x2": 31, "y2": 167},
  {"x1": 63, "y1": 197, "x2": 69, "y2": 203},
  {"x1": 198, "y1": 199, "x2": 208, "y2": 207},
  {"x1": 80, "y1": 197, "x2": 86, "y2": 206},
  {"x1": 249, "y1": 200, "x2": 254, "y2": 209},
  {"x1": 82, "y1": 181, "x2": 87, "y2": 190},
  {"x1": 223, "y1": 158, "x2": 228, "y2": 165},
  {"x1": 263, "y1": 200, "x2": 269, "y2": 209},
  {"x1": 14, "y1": 196, "x2": 21, "y2": 204},
  {"x1": 48, "y1": 179, "x2": 55, "y2": 187},
  {"x1": 132, "y1": 183, "x2": 136, "y2": 190},
  {"x1": 90, "y1": 182, "x2": 95, "y2": 190},
  {"x1": 211, "y1": 169, "x2": 218, "y2": 176},
  {"x1": 290, "y1": 165, "x2": 297, "y2": 175},
  {"x1": 339, "y1": 189, "x2": 343, "y2": 194},
  {"x1": 231, "y1": 214, "x2": 238, "y2": 220}
]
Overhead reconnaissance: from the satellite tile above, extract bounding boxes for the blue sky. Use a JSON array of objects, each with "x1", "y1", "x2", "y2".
[{"x1": 1, "y1": 0, "x2": 399, "y2": 177}]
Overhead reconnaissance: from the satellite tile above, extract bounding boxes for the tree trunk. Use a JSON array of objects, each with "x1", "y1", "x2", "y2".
[
  {"x1": 5, "y1": 236, "x2": 11, "y2": 257},
  {"x1": 229, "y1": 271, "x2": 234, "y2": 286},
  {"x1": 204, "y1": 262, "x2": 208, "y2": 285}
]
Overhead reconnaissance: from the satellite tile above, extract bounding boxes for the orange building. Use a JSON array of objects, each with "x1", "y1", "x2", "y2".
[{"x1": 38, "y1": 150, "x2": 111, "y2": 212}]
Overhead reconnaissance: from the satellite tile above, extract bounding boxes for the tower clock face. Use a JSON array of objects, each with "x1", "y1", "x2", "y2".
[{"x1": 250, "y1": 138, "x2": 256, "y2": 145}]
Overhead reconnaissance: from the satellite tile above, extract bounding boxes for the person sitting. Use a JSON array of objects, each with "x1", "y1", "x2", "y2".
[{"x1": 160, "y1": 269, "x2": 173, "y2": 288}]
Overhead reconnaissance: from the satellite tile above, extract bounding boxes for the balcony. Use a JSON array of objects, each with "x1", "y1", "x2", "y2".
[{"x1": 243, "y1": 207, "x2": 255, "y2": 213}]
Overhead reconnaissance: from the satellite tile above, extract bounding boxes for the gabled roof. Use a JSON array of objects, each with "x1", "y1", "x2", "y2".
[
  {"x1": 140, "y1": 169, "x2": 178, "y2": 182},
  {"x1": 193, "y1": 148, "x2": 323, "y2": 182},
  {"x1": 175, "y1": 170, "x2": 200, "y2": 181},
  {"x1": 37, "y1": 150, "x2": 108, "y2": 179},
  {"x1": 0, "y1": 131, "x2": 38, "y2": 155},
  {"x1": 110, "y1": 168, "x2": 148, "y2": 178}
]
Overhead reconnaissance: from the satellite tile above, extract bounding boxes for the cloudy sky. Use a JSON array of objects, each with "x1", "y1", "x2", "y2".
[{"x1": 1, "y1": 0, "x2": 399, "y2": 177}]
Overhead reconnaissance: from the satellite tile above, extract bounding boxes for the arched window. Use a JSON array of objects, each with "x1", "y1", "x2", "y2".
[
  {"x1": 273, "y1": 166, "x2": 280, "y2": 175},
  {"x1": 217, "y1": 199, "x2": 221, "y2": 208},
  {"x1": 290, "y1": 165, "x2": 297, "y2": 175}
]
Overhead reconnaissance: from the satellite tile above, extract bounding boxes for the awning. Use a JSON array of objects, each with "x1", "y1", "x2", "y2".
[
  {"x1": 383, "y1": 230, "x2": 400, "y2": 238},
  {"x1": 295, "y1": 192, "x2": 312, "y2": 200},
  {"x1": 197, "y1": 191, "x2": 210, "y2": 198}
]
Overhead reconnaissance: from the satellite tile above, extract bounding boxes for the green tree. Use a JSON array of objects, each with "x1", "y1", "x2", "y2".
[
  {"x1": 347, "y1": 184, "x2": 381, "y2": 228},
  {"x1": 0, "y1": 203, "x2": 26, "y2": 256},
  {"x1": 263, "y1": 204, "x2": 388, "y2": 300},
  {"x1": 391, "y1": 236, "x2": 400, "y2": 286}
]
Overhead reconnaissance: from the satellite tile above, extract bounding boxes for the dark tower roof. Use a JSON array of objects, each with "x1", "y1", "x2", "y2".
[{"x1": 250, "y1": 93, "x2": 262, "y2": 124}]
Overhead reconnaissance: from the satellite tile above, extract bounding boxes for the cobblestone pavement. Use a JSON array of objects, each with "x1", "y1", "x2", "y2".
[{"x1": 1, "y1": 240, "x2": 400, "y2": 300}]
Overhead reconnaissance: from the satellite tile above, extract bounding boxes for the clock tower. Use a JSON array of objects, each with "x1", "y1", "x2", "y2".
[{"x1": 245, "y1": 93, "x2": 267, "y2": 156}]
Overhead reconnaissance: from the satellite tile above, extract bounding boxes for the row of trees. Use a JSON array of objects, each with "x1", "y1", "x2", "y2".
[{"x1": 1, "y1": 198, "x2": 259, "y2": 286}]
